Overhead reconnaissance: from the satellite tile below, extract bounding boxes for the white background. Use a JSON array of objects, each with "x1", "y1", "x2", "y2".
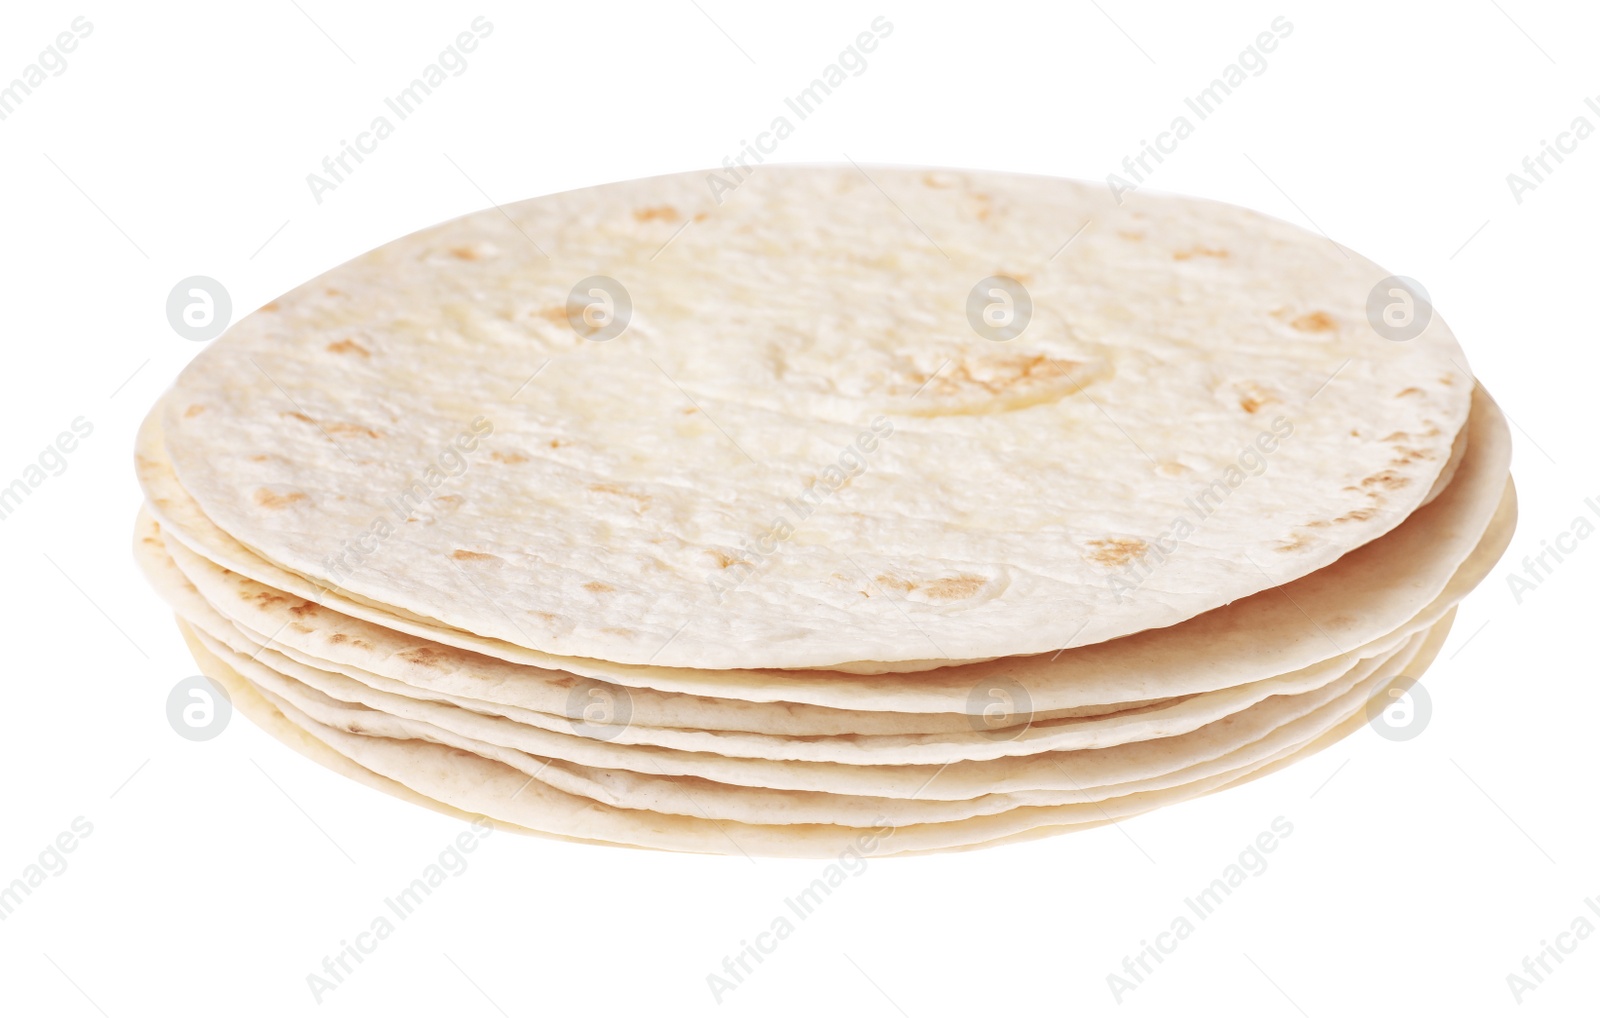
[{"x1": 1, "y1": 1, "x2": 1596, "y2": 1014}]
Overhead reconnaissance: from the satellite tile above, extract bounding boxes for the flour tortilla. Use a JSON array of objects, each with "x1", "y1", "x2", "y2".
[
  {"x1": 183, "y1": 554, "x2": 1416, "y2": 770},
  {"x1": 177, "y1": 615, "x2": 1449, "y2": 856},
  {"x1": 192, "y1": 620, "x2": 1421, "y2": 825},
  {"x1": 134, "y1": 511, "x2": 1164, "y2": 738},
  {"x1": 140, "y1": 468, "x2": 1511, "y2": 765},
  {"x1": 908, "y1": 605, "x2": 1455, "y2": 856},
  {"x1": 154, "y1": 500, "x2": 1477, "y2": 803},
  {"x1": 138, "y1": 388, "x2": 1509, "y2": 714},
  {"x1": 158, "y1": 166, "x2": 1471, "y2": 670},
  {"x1": 143, "y1": 513, "x2": 1426, "y2": 793}
]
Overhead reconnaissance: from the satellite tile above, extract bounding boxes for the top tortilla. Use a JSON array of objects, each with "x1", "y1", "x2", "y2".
[{"x1": 158, "y1": 165, "x2": 1471, "y2": 669}]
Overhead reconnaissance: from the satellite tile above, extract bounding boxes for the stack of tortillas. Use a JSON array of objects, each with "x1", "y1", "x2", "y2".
[{"x1": 133, "y1": 166, "x2": 1514, "y2": 857}]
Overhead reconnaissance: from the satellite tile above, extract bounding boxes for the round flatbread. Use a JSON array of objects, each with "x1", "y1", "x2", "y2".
[{"x1": 157, "y1": 166, "x2": 1472, "y2": 669}]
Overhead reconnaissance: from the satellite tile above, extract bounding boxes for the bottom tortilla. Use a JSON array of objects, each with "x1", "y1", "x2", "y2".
[{"x1": 176, "y1": 610, "x2": 1452, "y2": 857}]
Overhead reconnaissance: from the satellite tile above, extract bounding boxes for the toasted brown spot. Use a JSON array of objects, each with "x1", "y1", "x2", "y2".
[
  {"x1": 921, "y1": 174, "x2": 952, "y2": 188},
  {"x1": 253, "y1": 488, "x2": 307, "y2": 510},
  {"x1": 709, "y1": 551, "x2": 739, "y2": 569},
  {"x1": 1085, "y1": 537, "x2": 1148, "y2": 567},
  {"x1": 350, "y1": 639, "x2": 371, "y2": 651},
  {"x1": 283, "y1": 411, "x2": 314, "y2": 424},
  {"x1": 589, "y1": 483, "x2": 652, "y2": 510},
  {"x1": 1174, "y1": 245, "x2": 1229, "y2": 260},
  {"x1": 399, "y1": 646, "x2": 446, "y2": 666},
  {"x1": 451, "y1": 550, "x2": 498, "y2": 562},
  {"x1": 548, "y1": 439, "x2": 562, "y2": 448},
  {"x1": 1234, "y1": 382, "x2": 1277, "y2": 415},
  {"x1": 682, "y1": 407, "x2": 698, "y2": 415},
  {"x1": 328, "y1": 633, "x2": 349, "y2": 645},
  {"x1": 693, "y1": 211, "x2": 709, "y2": 222},
  {"x1": 1389, "y1": 446, "x2": 1432, "y2": 467},
  {"x1": 1334, "y1": 507, "x2": 1378, "y2": 523},
  {"x1": 1362, "y1": 470, "x2": 1410, "y2": 491},
  {"x1": 875, "y1": 574, "x2": 916, "y2": 594},
  {"x1": 1396, "y1": 387, "x2": 1423, "y2": 397},
  {"x1": 289, "y1": 623, "x2": 312, "y2": 634},
  {"x1": 324, "y1": 288, "x2": 344, "y2": 297},
  {"x1": 327, "y1": 338, "x2": 371, "y2": 357},
  {"x1": 248, "y1": 454, "x2": 270, "y2": 462},
  {"x1": 916, "y1": 353, "x2": 1057, "y2": 399},
  {"x1": 490, "y1": 451, "x2": 529, "y2": 464},
  {"x1": 1440, "y1": 374, "x2": 1455, "y2": 386},
  {"x1": 251, "y1": 590, "x2": 288, "y2": 607},
  {"x1": 634, "y1": 205, "x2": 679, "y2": 222},
  {"x1": 1278, "y1": 533, "x2": 1313, "y2": 552},
  {"x1": 184, "y1": 404, "x2": 206, "y2": 418},
  {"x1": 584, "y1": 581, "x2": 615, "y2": 594},
  {"x1": 922, "y1": 574, "x2": 986, "y2": 600},
  {"x1": 288, "y1": 601, "x2": 318, "y2": 618},
  {"x1": 1290, "y1": 311, "x2": 1337, "y2": 332},
  {"x1": 448, "y1": 246, "x2": 479, "y2": 261},
  {"x1": 1381, "y1": 431, "x2": 1409, "y2": 442},
  {"x1": 325, "y1": 422, "x2": 382, "y2": 439}
]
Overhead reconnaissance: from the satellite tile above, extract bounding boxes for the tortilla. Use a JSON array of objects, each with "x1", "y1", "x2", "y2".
[
  {"x1": 158, "y1": 166, "x2": 1471, "y2": 669},
  {"x1": 137, "y1": 387, "x2": 1509, "y2": 713},
  {"x1": 176, "y1": 612, "x2": 1450, "y2": 855}
]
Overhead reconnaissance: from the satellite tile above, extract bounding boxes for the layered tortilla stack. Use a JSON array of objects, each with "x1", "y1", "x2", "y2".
[{"x1": 133, "y1": 167, "x2": 1514, "y2": 856}]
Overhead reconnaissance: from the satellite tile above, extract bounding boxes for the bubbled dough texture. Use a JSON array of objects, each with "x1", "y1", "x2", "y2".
[{"x1": 162, "y1": 166, "x2": 1472, "y2": 669}]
